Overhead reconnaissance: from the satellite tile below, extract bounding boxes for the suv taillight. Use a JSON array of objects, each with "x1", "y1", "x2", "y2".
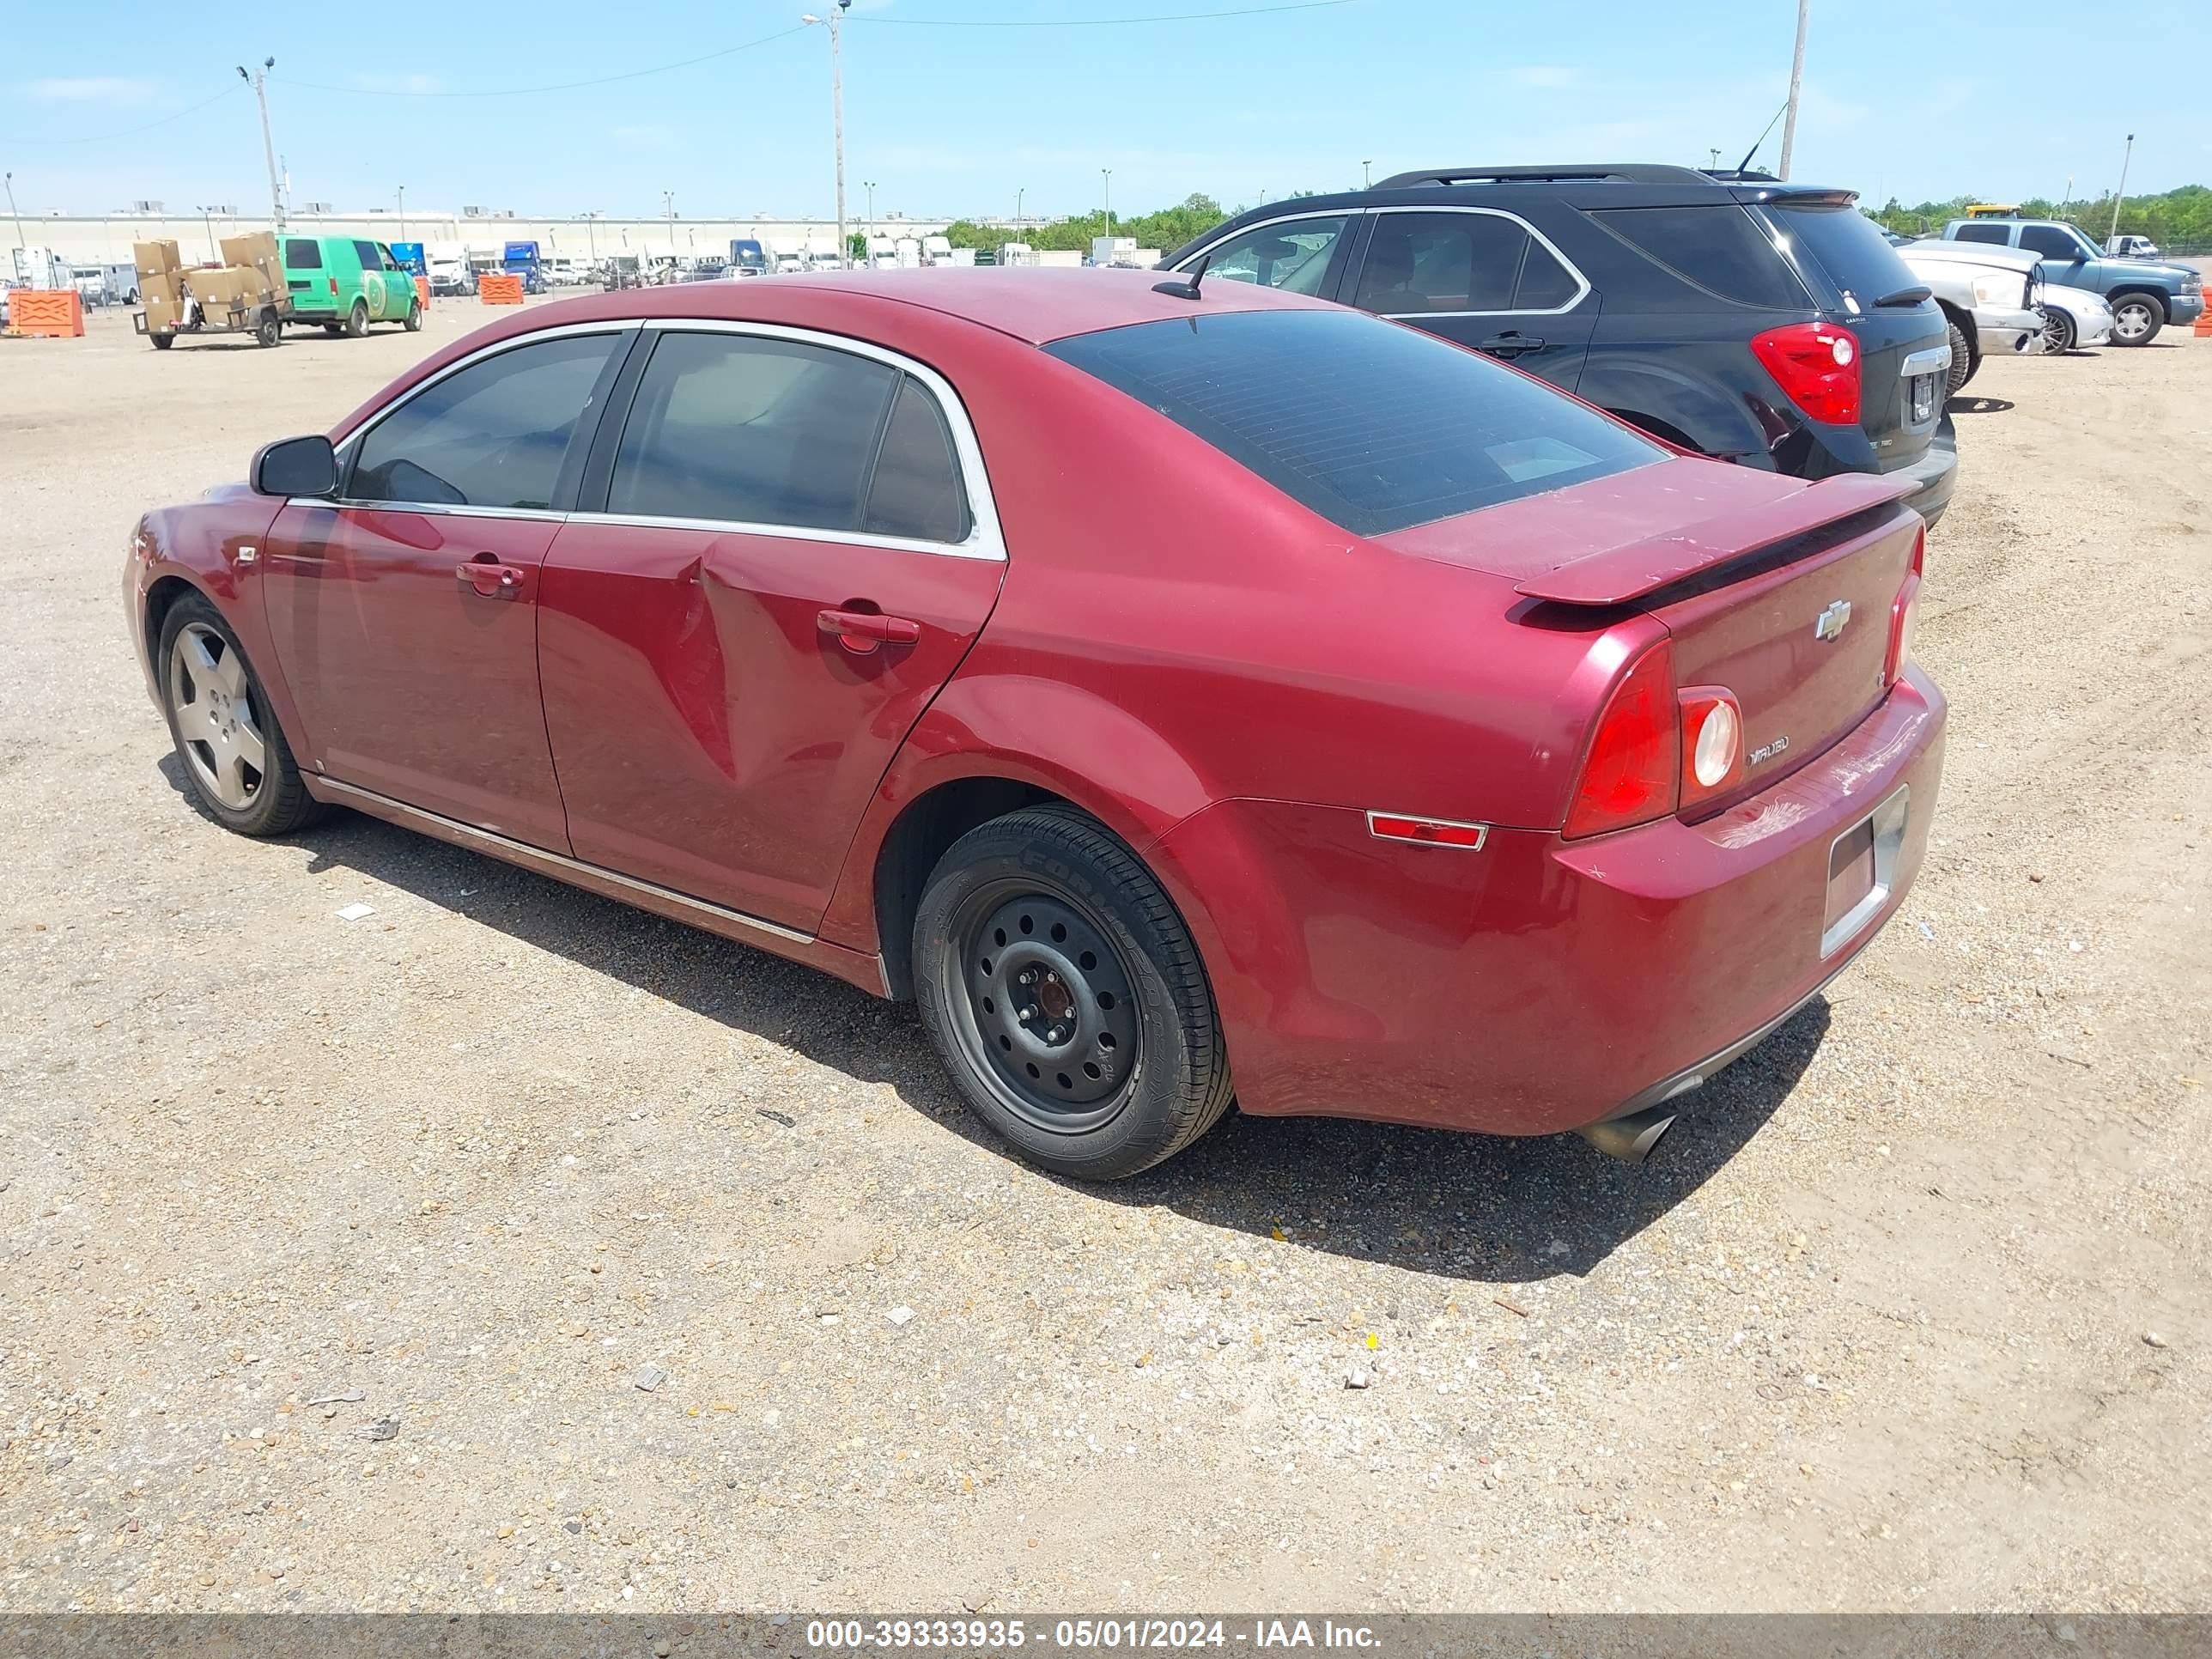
[
  {"x1": 1750, "y1": 320, "x2": 1862, "y2": 426},
  {"x1": 1885, "y1": 526, "x2": 1926, "y2": 686},
  {"x1": 1565, "y1": 641, "x2": 1680, "y2": 839}
]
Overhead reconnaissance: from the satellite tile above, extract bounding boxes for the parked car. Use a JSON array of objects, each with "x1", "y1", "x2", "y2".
[
  {"x1": 1164, "y1": 163, "x2": 1960, "y2": 526},
  {"x1": 123, "y1": 270, "x2": 1944, "y2": 1178},
  {"x1": 2106, "y1": 234, "x2": 2161, "y2": 259},
  {"x1": 281, "y1": 235, "x2": 421, "y2": 337},
  {"x1": 1893, "y1": 240, "x2": 2044, "y2": 392},
  {"x1": 2036, "y1": 283, "x2": 2115, "y2": 354},
  {"x1": 1939, "y1": 217, "x2": 2203, "y2": 344}
]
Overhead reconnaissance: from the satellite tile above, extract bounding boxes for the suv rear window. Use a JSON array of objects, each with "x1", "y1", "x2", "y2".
[
  {"x1": 1046, "y1": 309, "x2": 1661, "y2": 537},
  {"x1": 1589, "y1": 205, "x2": 1805, "y2": 308},
  {"x1": 1766, "y1": 204, "x2": 1921, "y2": 305}
]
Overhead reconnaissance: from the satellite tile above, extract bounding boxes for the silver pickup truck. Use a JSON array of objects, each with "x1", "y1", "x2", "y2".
[{"x1": 1895, "y1": 240, "x2": 2045, "y2": 393}]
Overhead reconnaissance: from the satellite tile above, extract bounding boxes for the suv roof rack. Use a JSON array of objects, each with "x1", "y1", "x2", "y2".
[{"x1": 1371, "y1": 163, "x2": 1713, "y2": 189}]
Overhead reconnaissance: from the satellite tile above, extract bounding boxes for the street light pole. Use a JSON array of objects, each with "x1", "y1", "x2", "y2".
[
  {"x1": 802, "y1": 3, "x2": 853, "y2": 266},
  {"x1": 1778, "y1": 0, "x2": 1808, "y2": 181},
  {"x1": 2109, "y1": 133, "x2": 2135, "y2": 243},
  {"x1": 863, "y1": 179, "x2": 876, "y2": 244},
  {"x1": 238, "y1": 58, "x2": 283, "y2": 227},
  {"x1": 4, "y1": 172, "x2": 21, "y2": 252},
  {"x1": 1102, "y1": 168, "x2": 1113, "y2": 241},
  {"x1": 397, "y1": 185, "x2": 406, "y2": 241},
  {"x1": 197, "y1": 206, "x2": 218, "y2": 263},
  {"x1": 1016, "y1": 187, "x2": 1024, "y2": 232},
  {"x1": 1362, "y1": 159, "x2": 1372, "y2": 188}
]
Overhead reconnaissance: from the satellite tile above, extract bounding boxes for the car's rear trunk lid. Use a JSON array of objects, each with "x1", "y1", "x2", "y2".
[{"x1": 1378, "y1": 458, "x2": 1921, "y2": 797}]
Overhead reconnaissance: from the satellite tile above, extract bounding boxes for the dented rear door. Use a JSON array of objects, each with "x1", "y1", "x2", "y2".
[{"x1": 536, "y1": 325, "x2": 1002, "y2": 934}]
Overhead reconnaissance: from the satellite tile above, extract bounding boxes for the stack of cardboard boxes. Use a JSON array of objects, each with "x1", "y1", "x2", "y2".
[
  {"x1": 134, "y1": 239, "x2": 185, "y2": 336},
  {"x1": 133, "y1": 233, "x2": 290, "y2": 334}
]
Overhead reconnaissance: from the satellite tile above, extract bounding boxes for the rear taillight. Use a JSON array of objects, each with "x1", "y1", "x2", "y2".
[
  {"x1": 1678, "y1": 688, "x2": 1745, "y2": 810},
  {"x1": 1749, "y1": 320, "x2": 1862, "y2": 426},
  {"x1": 1565, "y1": 641, "x2": 1680, "y2": 839},
  {"x1": 328, "y1": 276, "x2": 338, "y2": 295},
  {"x1": 1885, "y1": 526, "x2": 1926, "y2": 686}
]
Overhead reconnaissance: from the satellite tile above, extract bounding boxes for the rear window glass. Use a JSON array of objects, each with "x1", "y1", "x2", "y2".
[
  {"x1": 1951, "y1": 222, "x2": 2012, "y2": 245},
  {"x1": 1590, "y1": 204, "x2": 1805, "y2": 308},
  {"x1": 284, "y1": 239, "x2": 322, "y2": 270},
  {"x1": 1767, "y1": 204, "x2": 1920, "y2": 307},
  {"x1": 1046, "y1": 309, "x2": 1661, "y2": 538}
]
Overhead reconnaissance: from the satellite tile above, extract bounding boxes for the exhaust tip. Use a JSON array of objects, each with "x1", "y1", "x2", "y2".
[{"x1": 1577, "y1": 1104, "x2": 1678, "y2": 1164}]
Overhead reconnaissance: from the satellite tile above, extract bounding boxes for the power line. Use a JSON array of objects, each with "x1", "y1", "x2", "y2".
[
  {"x1": 2, "y1": 83, "x2": 242, "y2": 148},
  {"x1": 273, "y1": 23, "x2": 809, "y2": 99},
  {"x1": 855, "y1": 0, "x2": 1357, "y2": 25}
]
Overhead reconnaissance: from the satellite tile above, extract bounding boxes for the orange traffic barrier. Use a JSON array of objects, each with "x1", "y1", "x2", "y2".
[
  {"x1": 414, "y1": 276, "x2": 430, "y2": 307},
  {"x1": 477, "y1": 273, "x2": 523, "y2": 306},
  {"x1": 7, "y1": 288, "x2": 86, "y2": 337},
  {"x1": 2195, "y1": 307, "x2": 2212, "y2": 338}
]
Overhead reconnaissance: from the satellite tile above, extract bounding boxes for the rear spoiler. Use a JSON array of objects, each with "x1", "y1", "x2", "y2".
[{"x1": 1513, "y1": 473, "x2": 1921, "y2": 606}]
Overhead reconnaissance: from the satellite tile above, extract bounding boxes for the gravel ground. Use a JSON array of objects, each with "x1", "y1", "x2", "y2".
[{"x1": 3, "y1": 304, "x2": 2208, "y2": 1614}]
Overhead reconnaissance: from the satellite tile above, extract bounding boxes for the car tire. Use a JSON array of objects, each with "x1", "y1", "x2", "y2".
[
  {"x1": 914, "y1": 806, "x2": 1234, "y2": 1181},
  {"x1": 156, "y1": 594, "x2": 322, "y2": 838},
  {"x1": 344, "y1": 299, "x2": 370, "y2": 339},
  {"x1": 2108, "y1": 293, "x2": 2163, "y2": 346},
  {"x1": 2039, "y1": 305, "x2": 2075, "y2": 356},
  {"x1": 1945, "y1": 319, "x2": 1976, "y2": 395},
  {"x1": 404, "y1": 299, "x2": 422, "y2": 332},
  {"x1": 254, "y1": 311, "x2": 281, "y2": 349}
]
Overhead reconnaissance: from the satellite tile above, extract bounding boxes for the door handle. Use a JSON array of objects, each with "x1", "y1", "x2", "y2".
[
  {"x1": 1479, "y1": 332, "x2": 1545, "y2": 357},
  {"x1": 456, "y1": 558, "x2": 526, "y2": 598},
  {"x1": 817, "y1": 607, "x2": 921, "y2": 654}
]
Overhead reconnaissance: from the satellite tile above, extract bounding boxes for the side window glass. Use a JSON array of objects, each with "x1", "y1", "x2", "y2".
[
  {"x1": 351, "y1": 240, "x2": 381, "y2": 271},
  {"x1": 608, "y1": 332, "x2": 897, "y2": 530},
  {"x1": 863, "y1": 377, "x2": 970, "y2": 544},
  {"x1": 1590, "y1": 204, "x2": 1805, "y2": 308},
  {"x1": 1514, "y1": 239, "x2": 1581, "y2": 308},
  {"x1": 1191, "y1": 217, "x2": 1346, "y2": 295},
  {"x1": 285, "y1": 239, "x2": 322, "y2": 270},
  {"x1": 350, "y1": 333, "x2": 618, "y2": 510},
  {"x1": 1354, "y1": 213, "x2": 1530, "y2": 314},
  {"x1": 2020, "y1": 225, "x2": 2081, "y2": 260}
]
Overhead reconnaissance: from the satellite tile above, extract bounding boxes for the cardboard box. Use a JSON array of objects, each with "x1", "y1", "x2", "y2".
[
  {"x1": 186, "y1": 266, "x2": 254, "y2": 313},
  {"x1": 218, "y1": 232, "x2": 284, "y2": 295},
  {"x1": 133, "y1": 239, "x2": 181, "y2": 278},
  {"x1": 142, "y1": 269, "x2": 182, "y2": 308},
  {"x1": 144, "y1": 295, "x2": 182, "y2": 335}
]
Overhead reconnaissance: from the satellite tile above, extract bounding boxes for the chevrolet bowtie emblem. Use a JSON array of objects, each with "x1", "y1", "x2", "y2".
[{"x1": 1814, "y1": 599, "x2": 1852, "y2": 642}]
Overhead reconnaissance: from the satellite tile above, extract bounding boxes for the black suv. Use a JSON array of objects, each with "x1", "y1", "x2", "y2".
[{"x1": 1161, "y1": 164, "x2": 1959, "y2": 526}]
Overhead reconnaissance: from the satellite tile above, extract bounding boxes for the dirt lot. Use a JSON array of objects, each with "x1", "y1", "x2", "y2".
[{"x1": 3, "y1": 303, "x2": 2208, "y2": 1614}]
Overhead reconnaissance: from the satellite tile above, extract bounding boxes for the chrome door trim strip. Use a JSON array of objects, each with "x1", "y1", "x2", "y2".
[{"x1": 314, "y1": 777, "x2": 815, "y2": 946}]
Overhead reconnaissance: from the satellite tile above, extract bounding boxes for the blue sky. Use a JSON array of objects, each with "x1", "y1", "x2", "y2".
[{"x1": 6, "y1": 0, "x2": 2204, "y2": 222}]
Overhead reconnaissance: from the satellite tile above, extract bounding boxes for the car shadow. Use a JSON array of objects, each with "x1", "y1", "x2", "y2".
[
  {"x1": 1947, "y1": 394, "x2": 2014, "y2": 416},
  {"x1": 186, "y1": 774, "x2": 1816, "y2": 1285}
]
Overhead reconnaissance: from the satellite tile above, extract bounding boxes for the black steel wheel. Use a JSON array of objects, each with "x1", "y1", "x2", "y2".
[{"x1": 915, "y1": 806, "x2": 1233, "y2": 1179}]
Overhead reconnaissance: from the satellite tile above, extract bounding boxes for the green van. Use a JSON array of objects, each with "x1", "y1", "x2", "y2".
[{"x1": 280, "y1": 235, "x2": 422, "y2": 337}]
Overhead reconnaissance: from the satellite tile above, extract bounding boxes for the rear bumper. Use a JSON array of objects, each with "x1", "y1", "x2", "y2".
[
  {"x1": 1889, "y1": 417, "x2": 1957, "y2": 528},
  {"x1": 1151, "y1": 667, "x2": 1947, "y2": 1140}
]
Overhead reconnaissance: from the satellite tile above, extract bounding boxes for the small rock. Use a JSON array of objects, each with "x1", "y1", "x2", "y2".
[
  {"x1": 362, "y1": 1415, "x2": 399, "y2": 1443},
  {"x1": 885, "y1": 1306, "x2": 915, "y2": 1327},
  {"x1": 45, "y1": 1451, "x2": 72, "y2": 1473},
  {"x1": 563, "y1": 1519, "x2": 582, "y2": 1535},
  {"x1": 496, "y1": 1524, "x2": 516, "y2": 1540},
  {"x1": 1344, "y1": 1367, "x2": 1374, "y2": 1390},
  {"x1": 655, "y1": 1642, "x2": 673, "y2": 1659},
  {"x1": 633, "y1": 1364, "x2": 666, "y2": 1392},
  {"x1": 2144, "y1": 1332, "x2": 2169, "y2": 1350},
  {"x1": 757, "y1": 1108, "x2": 796, "y2": 1128}
]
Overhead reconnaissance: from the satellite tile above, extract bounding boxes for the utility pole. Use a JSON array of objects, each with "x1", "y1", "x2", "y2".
[
  {"x1": 1102, "y1": 167, "x2": 1113, "y2": 240},
  {"x1": 4, "y1": 172, "x2": 21, "y2": 251},
  {"x1": 238, "y1": 58, "x2": 283, "y2": 227},
  {"x1": 2109, "y1": 134, "x2": 2135, "y2": 242},
  {"x1": 1778, "y1": 0, "x2": 1808, "y2": 181},
  {"x1": 802, "y1": 2, "x2": 853, "y2": 266}
]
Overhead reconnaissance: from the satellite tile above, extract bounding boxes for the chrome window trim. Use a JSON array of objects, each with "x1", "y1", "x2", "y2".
[
  {"x1": 1359, "y1": 205, "x2": 1593, "y2": 319},
  {"x1": 597, "y1": 318, "x2": 1005, "y2": 562}
]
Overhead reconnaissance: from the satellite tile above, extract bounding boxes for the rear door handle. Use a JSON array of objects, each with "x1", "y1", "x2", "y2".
[
  {"x1": 456, "y1": 559, "x2": 526, "y2": 598},
  {"x1": 817, "y1": 607, "x2": 921, "y2": 654},
  {"x1": 1479, "y1": 332, "x2": 1545, "y2": 357}
]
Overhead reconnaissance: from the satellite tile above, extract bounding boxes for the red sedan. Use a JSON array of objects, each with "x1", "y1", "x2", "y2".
[{"x1": 125, "y1": 270, "x2": 1944, "y2": 1178}]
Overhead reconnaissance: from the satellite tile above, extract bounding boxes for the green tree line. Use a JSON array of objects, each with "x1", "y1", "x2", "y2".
[
  {"x1": 1869, "y1": 184, "x2": 2211, "y2": 250},
  {"x1": 940, "y1": 192, "x2": 1316, "y2": 255}
]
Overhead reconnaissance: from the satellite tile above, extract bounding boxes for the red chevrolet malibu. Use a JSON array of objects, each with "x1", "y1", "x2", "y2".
[{"x1": 125, "y1": 270, "x2": 1944, "y2": 1178}]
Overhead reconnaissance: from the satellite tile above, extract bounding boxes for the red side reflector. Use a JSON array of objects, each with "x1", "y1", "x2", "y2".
[{"x1": 1367, "y1": 812, "x2": 1488, "y2": 850}]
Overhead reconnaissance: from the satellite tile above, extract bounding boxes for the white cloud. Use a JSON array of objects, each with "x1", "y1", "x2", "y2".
[{"x1": 28, "y1": 76, "x2": 156, "y2": 104}]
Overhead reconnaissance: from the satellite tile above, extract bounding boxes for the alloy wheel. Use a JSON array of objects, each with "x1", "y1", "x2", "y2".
[
  {"x1": 950, "y1": 884, "x2": 1140, "y2": 1133},
  {"x1": 2112, "y1": 300, "x2": 2155, "y2": 342},
  {"x1": 2039, "y1": 307, "x2": 2074, "y2": 356},
  {"x1": 168, "y1": 623, "x2": 266, "y2": 810}
]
